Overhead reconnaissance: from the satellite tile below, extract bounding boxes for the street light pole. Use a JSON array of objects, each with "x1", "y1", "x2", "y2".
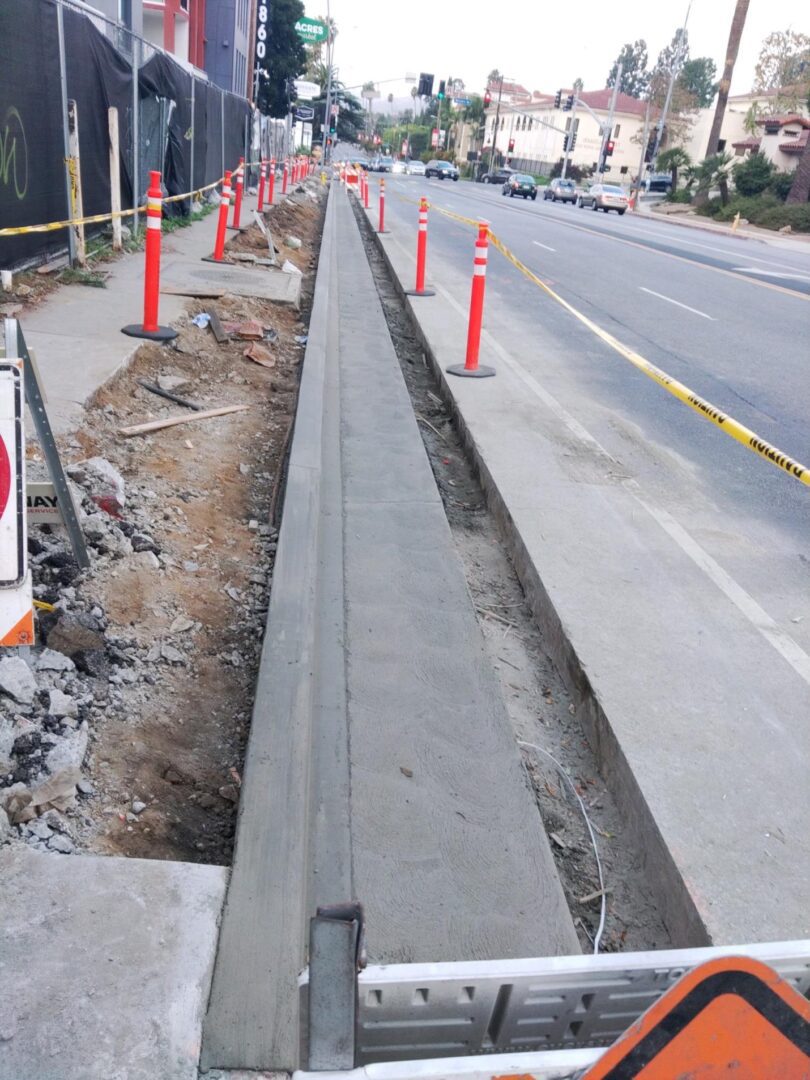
[
  {"x1": 321, "y1": 3, "x2": 334, "y2": 161},
  {"x1": 633, "y1": 95, "x2": 653, "y2": 207},
  {"x1": 561, "y1": 79, "x2": 581, "y2": 180},
  {"x1": 650, "y1": 3, "x2": 692, "y2": 167}
]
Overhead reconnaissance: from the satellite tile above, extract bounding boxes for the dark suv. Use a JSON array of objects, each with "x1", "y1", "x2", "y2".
[
  {"x1": 425, "y1": 159, "x2": 459, "y2": 181},
  {"x1": 543, "y1": 178, "x2": 577, "y2": 203}
]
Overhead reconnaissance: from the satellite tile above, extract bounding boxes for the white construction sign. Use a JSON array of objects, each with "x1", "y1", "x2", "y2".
[{"x1": 0, "y1": 321, "x2": 34, "y2": 646}]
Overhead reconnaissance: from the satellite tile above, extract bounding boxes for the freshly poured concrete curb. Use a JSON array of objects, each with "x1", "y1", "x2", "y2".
[
  {"x1": 202, "y1": 188, "x2": 579, "y2": 1073},
  {"x1": 0, "y1": 848, "x2": 226, "y2": 1080},
  {"x1": 361, "y1": 197, "x2": 810, "y2": 949}
]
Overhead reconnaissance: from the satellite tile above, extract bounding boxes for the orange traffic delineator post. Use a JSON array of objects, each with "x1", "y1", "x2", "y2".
[
  {"x1": 405, "y1": 196, "x2": 435, "y2": 297},
  {"x1": 378, "y1": 178, "x2": 388, "y2": 234},
  {"x1": 258, "y1": 159, "x2": 267, "y2": 212},
  {"x1": 228, "y1": 157, "x2": 247, "y2": 231},
  {"x1": 447, "y1": 220, "x2": 495, "y2": 378},
  {"x1": 363, "y1": 171, "x2": 370, "y2": 209},
  {"x1": 202, "y1": 170, "x2": 232, "y2": 264},
  {"x1": 282, "y1": 159, "x2": 289, "y2": 195},
  {"x1": 268, "y1": 158, "x2": 276, "y2": 207},
  {"x1": 122, "y1": 171, "x2": 177, "y2": 341}
]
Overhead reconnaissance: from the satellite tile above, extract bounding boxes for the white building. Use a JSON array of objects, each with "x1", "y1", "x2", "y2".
[{"x1": 482, "y1": 89, "x2": 650, "y2": 180}]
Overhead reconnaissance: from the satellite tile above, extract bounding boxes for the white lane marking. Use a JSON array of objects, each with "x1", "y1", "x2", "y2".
[
  {"x1": 533, "y1": 240, "x2": 556, "y2": 252},
  {"x1": 387, "y1": 231, "x2": 810, "y2": 689},
  {"x1": 733, "y1": 268, "x2": 810, "y2": 282},
  {"x1": 639, "y1": 286, "x2": 716, "y2": 320}
]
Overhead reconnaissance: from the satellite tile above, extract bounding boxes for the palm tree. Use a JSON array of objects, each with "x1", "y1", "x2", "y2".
[
  {"x1": 695, "y1": 152, "x2": 733, "y2": 205},
  {"x1": 657, "y1": 146, "x2": 691, "y2": 191},
  {"x1": 705, "y1": 0, "x2": 750, "y2": 157}
]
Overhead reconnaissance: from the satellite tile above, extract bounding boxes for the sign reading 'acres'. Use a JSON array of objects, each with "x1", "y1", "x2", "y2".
[{"x1": 295, "y1": 16, "x2": 329, "y2": 44}]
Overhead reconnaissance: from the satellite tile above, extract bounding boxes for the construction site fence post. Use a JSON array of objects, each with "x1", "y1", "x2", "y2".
[
  {"x1": 378, "y1": 178, "x2": 386, "y2": 234},
  {"x1": 258, "y1": 159, "x2": 267, "y2": 212}
]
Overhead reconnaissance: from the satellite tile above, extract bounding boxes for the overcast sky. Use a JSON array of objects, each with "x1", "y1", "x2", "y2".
[{"x1": 308, "y1": 0, "x2": 808, "y2": 104}]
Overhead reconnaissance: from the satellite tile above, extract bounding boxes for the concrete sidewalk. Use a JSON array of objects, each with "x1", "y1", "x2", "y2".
[
  {"x1": 201, "y1": 186, "x2": 578, "y2": 1073},
  {"x1": 18, "y1": 188, "x2": 296, "y2": 435},
  {"x1": 363, "y1": 191, "x2": 810, "y2": 950}
]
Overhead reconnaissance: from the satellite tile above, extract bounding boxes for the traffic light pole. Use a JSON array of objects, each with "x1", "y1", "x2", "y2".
[
  {"x1": 488, "y1": 75, "x2": 504, "y2": 175},
  {"x1": 598, "y1": 62, "x2": 621, "y2": 179},
  {"x1": 560, "y1": 95, "x2": 578, "y2": 179},
  {"x1": 633, "y1": 96, "x2": 653, "y2": 207}
]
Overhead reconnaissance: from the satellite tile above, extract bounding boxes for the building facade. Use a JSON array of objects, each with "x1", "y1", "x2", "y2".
[
  {"x1": 205, "y1": 0, "x2": 253, "y2": 97},
  {"x1": 482, "y1": 89, "x2": 649, "y2": 180},
  {"x1": 143, "y1": 0, "x2": 206, "y2": 68}
]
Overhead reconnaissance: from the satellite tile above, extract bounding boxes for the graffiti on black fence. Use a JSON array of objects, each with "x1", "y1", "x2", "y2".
[{"x1": 0, "y1": 106, "x2": 29, "y2": 201}]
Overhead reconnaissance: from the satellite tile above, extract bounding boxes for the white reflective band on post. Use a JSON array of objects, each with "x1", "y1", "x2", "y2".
[
  {"x1": 419, "y1": 224, "x2": 427, "y2": 232},
  {"x1": 146, "y1": 216, "x2": 161, "y2": 230},
  {"x1": 147, "y1": 199, "x2": 161, "y2": 212},
  {"x1": 473, "y1": 263, "x2": 487, "y2": 276}
]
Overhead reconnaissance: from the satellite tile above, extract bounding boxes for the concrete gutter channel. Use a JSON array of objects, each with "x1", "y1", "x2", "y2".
[
  {"x1": 359, "y1": 194, "x2": 810, "y2": 951},
  {"x1": 201, "y1": 185, "x2": 580, "y2": 1073}
]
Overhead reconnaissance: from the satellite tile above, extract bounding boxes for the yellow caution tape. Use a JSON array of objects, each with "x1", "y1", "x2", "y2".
[
  {"x1": 0, "y1": 161, "x2": 248, "y2": 237},
  {"x1": 485, "y1": 231, "x2": 810, "y2": 488},
  {"x1": 390, "y1": 188, "x2": 810, "y2": 487},
  {"x1": 33, "y1": 599, "x2": 56, "y2": 613}
]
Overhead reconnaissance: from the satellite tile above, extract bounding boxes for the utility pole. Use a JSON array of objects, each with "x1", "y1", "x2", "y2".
[
  {"x1": 489, "y1": 74, "x2": 504, "y2": 173},
  {"x1": 321, "y1": 1, "x2": 334, "y2": 162},
  {"x1": 561, "y1": 79, "x2": 582, "y2": 180},
  {"x1": 598, "y1": 62, "x2": 621, "y2": 179},
  {"x1": 651, "y1": 1, "x2": 693, "y2": 167}
]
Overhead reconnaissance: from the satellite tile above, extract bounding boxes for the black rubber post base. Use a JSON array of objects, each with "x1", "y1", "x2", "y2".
[
  {"x1": 201, "y1": 255, "x2": 228, "y2": 264},
  {"x1": 405, "y1": 288, "x2": 436, "y2": 297},
  {"x1": 121, "y1": 324, "x2": 178, "y2": 342},
  {"x1": 226, "y1": 225, "x2": 248, "y2": 232},
  {"x1": 446, "y1": 363, "x2": 496, "y2": 378},
  {"x1": 377, "y1": 229, "x2": 389, "y2": 235}
]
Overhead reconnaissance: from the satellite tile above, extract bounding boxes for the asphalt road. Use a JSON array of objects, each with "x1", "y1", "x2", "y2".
[{"x1": 378, "y1": 173, "x2": 810, "y2": 652}]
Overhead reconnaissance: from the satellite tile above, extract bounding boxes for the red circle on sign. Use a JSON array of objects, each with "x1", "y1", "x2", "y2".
[{"x1": 0, "y1": 435, "x2": 11, "y2": 521}]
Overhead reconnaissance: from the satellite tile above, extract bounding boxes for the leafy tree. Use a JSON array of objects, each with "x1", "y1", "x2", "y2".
[
  {"x1": 732, "y1": 151, "x2": 775, "y2": 195},
  {"x1": 768, "y1": 170, "x2": 795, "y2": 201},
  {"x1": 652, "y1": 28, "x2": 689, "y2": 82},
  {"x1": 657, "y1": 146, "x2": 691, "y2": 190},
  {"x1": 606, "y1": 40, "x2": 649, "y2": 98},
  {"x1": 256, "y1": 0, "x2": 306, "y2": 118},
  {"x1": 487, "y1": 69, "x2": 502, "y2": 87},
  {"x1": 743, "y1": 100, "x2": 763, "y2": 135},
  {"x1": 462, "y1": 94, "x2": 485, "y2": 125},
  {"x1": 677, "y1": 58, "x2": 718, "y2": 108},
  {"x1": 706, "y1": 0, "x2": 750, "y2": 158},
  {"x1": 753, "y1": 29, "x2": 810, "y2": 111}
]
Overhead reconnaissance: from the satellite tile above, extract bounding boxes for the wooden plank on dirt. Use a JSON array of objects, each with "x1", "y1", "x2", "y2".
[{"x1": 118, "y1": 404, "x2": 249, "y2": 437}]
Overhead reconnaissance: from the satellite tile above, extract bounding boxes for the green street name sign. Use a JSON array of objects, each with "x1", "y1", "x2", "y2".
[{"x1": 295, "y1": 16, "x2": 328, "y2": 44}]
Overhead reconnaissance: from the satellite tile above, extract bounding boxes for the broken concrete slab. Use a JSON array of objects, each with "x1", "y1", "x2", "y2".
[
  {"x1": 0, "y1": 847, "x2": 226, "y2": 1080},
  {"x1": 161, "y1": 260, "x2": 301, "y2": 307}
]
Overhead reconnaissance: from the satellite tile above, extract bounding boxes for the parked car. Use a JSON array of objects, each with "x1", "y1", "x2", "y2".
[
  {"x1": 543, "y1": 178, "x2": 577, "y2": 203},
  {"x1": 577, "y1": 183, "x2": 629, "y2": 214},
  {"x1": 425, "y1": 159, "x2": 459, "y2": 180},
  {"x1": 502, "y1": 173, "x2": 537, "y2": 200},
  {"x1": 392, "y1": 160, "x2": 407, "y2": 174},
  {"x1": 646, "y1": 173, "x2": 672, "y2": 193},
  {"x1": 480, "y1": 166, "x2": 513, "y2": 185},
  {"x1": 407, "y1": 160, "x2": 426, "y2": 176}
]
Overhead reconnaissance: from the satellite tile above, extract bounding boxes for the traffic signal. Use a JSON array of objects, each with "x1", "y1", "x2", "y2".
[
  {"x1": 483, "y1": 89, "x2": 492, "y2": 108},
  {"x1": 564, "y1": 94, "x2": 574, "y2": 111},
  {"x1": 418, "y1": 73, "x2": 434, "y2": 97},
  {"x1": 563, "y1": 134, "x2": 569, "y2": 152},
  {"x1": 437, "y1": 80, "x2": 446, "y2": 100},
  {"x1": 508, "y1": 137, "x2": 515, "y2": 153},
  {"x1": 554, "y1": 89, "x2": 562, "y2": 108},
  {"x1": 605, "y1": 139, "x2": 615, "y2": 156},
  {"x1": 569, "y1": 131, "x2": 577, "y2": 150}
]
